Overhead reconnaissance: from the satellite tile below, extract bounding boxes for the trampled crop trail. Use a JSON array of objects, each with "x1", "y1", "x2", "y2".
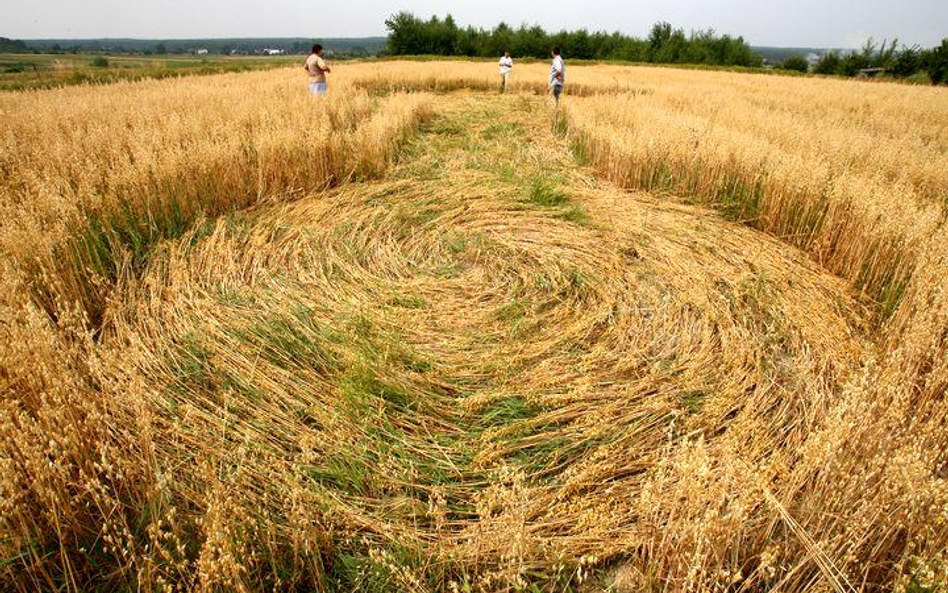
[{"x1": 93, "y1": 90, "x2": 870, "y2": 589}]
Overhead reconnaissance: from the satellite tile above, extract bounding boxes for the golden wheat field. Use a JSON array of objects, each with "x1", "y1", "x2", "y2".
[{"x1": 1, "y1": 60, "x2": 947, "y2": 592}]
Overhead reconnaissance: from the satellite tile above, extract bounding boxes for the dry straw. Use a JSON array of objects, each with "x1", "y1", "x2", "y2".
[{"x1": 1, "y1": 61, "x2": 947, "y2": 592}]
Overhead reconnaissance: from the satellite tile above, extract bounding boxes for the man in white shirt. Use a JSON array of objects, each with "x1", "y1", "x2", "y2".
[
  {"x1": 304, "y1": 43, "x2": 331, "y2": 96},
  {"x1": 498, "y1": 51, "x2": 513, "y2": 93},
  {"x1": 549, "y1": 47, "x2": 565, "y2": 106}
]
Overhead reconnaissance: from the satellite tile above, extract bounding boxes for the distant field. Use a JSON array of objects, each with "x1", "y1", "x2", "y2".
[
  {"x1": 0, "y1": 52, "x2": 299, "y2": 91},
  {"x1": 2, "y1": 61, "x2": 947, "y2": 593}
]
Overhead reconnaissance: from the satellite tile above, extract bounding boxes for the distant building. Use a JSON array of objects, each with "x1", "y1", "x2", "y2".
[
  {"x1": 263, "y1": 48, "x2": 285, "y2": 55},
  {"x1": 858, "y1": 68, "x2": 886, "y2": 78},
  {"x1": 195, "y1": 48, "x2": 209, "y2": 55}
]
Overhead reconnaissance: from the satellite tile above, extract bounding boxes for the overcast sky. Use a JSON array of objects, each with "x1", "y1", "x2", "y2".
[{"x1": 4, "y1": 0, "x2": 947, "y2": 48}]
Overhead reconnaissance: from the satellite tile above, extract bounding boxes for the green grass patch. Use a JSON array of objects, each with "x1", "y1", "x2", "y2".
[
  {"x1": 327, "y1": 542, "x2": 466, "y2": 593},
  {"x1": 304, "y1": 450, "x2": 372, "y2": 495},
  {"x1": 387, "y1": 293, "x2": 429, "y2": 309},
  {"x1": 389, "y1": 344, "x2": 434, "y2": 374},
  {"x1": 424, "y1": 117, "x2": 467, "y2": 137},
  {"x1": 557, "y1": 204, "x2": 590, "y2": 226},
  {"x1": 236, "y1": 310, "x2": 341, "y2": 375},
  {"x1": 166, "y1": 330, "x2": 216, "y2": 395},
  {"x1": 496, "y1": 162, "x2": 517, "y2": 183},
  {"x1": 681, "y1": 390, "x2": 708, "y2": 414},
  {"x1": 433, "y1": 262, "x2": 460, "y2": 278},
  {"x1": 552, "y1": 111, "x2": 569, "y2": 137},
  {"x1": 477, "y1": 397, "x2": 540, "y2": 428},
  {"x1": 493, "y1": 298, "x2": 527, "y2": 323},
  {"x1": 569, "y1": 137, "x2": 593, "y2": 166},
  {"x1": 481, "y1": 121, "x2": 526, "y2": 141},
  {"x1": 526, "y1": 175, "x2": 570, "y2": 208},
  {"x1": 444, "y1": 232, "x2": 469, "y2": 254},
  {"x1": 394, "y1": 199, "x2": 444, "y2": 230},
  {"x1": 341, "y1": 365, "x2": 415, "y2": 413}
]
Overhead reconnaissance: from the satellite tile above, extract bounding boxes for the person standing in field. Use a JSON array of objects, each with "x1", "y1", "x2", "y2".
[
  {"x1": 304, "y1": 44, "x2": 330, "y2": 96},
  {"x1": 499, "y1": 51, "x2": 513, "y2": 93},
  {"x1": 549, "y1": 47, "x2": 565, "y2": 106}
]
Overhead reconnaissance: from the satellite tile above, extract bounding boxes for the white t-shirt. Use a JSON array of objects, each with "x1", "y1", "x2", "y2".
[
  {"x1": 499, "y1": 56, "x2": 513, "y2": 75},
  {"x1": 549, "y1": 55, "x2": 565, "y2": 87}
]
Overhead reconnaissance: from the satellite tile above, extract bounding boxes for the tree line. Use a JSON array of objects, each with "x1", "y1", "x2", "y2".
[
  {"x1": 384, "y1": 12, "x2": 762, "y2": 67},
  {"x1": 775, "y1": 39, "x2": 948, "y2": 84},
  {"x1": 810, "y1": 39, "x2": 948, "y2": 84},
  {"x1": 0, "y1": 37, "x2": 29, "y2": 53},
  {"x1": 10, "y1": 38, "x2": 388, "y2": 57}
]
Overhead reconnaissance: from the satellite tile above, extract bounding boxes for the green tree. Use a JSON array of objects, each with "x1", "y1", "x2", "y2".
[
  {"x1": 891, "y1": 46, "x2": 922, "y2": 78},
  {"x1": 926, "y1": 38, "x2": 948, "y2": 84},
  {"x1": 385, "y1": 12, "x2": 423, "y2": 55},
  {"x1": 456, "y1": 26, "x2": 480, "y2": 56},
  {"x1": 647, "y1": 22, "x2": 673, "y2": 61},
  {"x1": 0, "y1": 37, "x2": 28, "y2": 52},
  {"x1": 512, "y1": 25, "x2": 547, "y2": 58},
  {"x1": 840, "y1": 51, "x2": 870, "y2": 76},
  {"x1": 781, "y1": 55, "x2": 810, "y2": 73},
  {"x1": 489, "y1": 22, "x2": 513, "y2": 57},
  {"x1": 440, "y1": 14, "x2": 460, "y2": 54},
  {"x1": 569, "y1": 29, "x2": 594, "y2": 60},
  {"x1": 814, "y1": 51, "x2": 842, "y2": 75}
]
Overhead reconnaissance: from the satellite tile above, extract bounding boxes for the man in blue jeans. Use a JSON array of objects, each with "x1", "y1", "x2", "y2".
[{"x1": 305, "y1": 44, "x2": 330, "y2": 96}]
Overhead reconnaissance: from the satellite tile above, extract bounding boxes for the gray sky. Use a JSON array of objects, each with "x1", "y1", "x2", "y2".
[{"x1": 4, "y1": 0, "x2": 947, "y2": 48}]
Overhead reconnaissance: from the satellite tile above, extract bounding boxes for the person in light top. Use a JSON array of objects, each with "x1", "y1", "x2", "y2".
[
  {"x1": 304, "y1": 43, "x2": 331, "y2": 96},
  {"x1": 498, "y1": 51, "x2": 513, "y2": 93},
  {"x1": 549, "y1": 47, "x2": 565, "y2": 105}
]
